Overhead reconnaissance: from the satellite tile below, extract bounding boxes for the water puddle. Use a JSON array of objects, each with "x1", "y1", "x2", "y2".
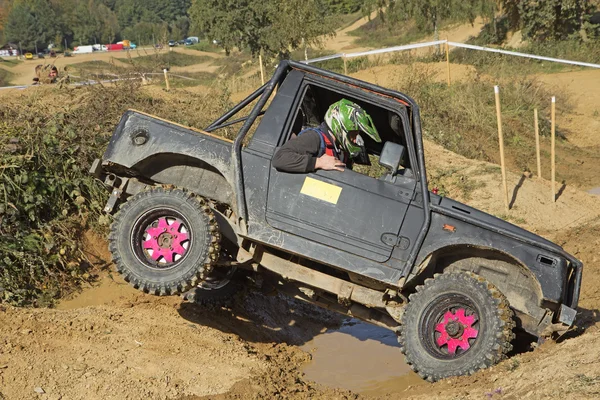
[{"x1": 301, "y1": 319, "x2": 427, "y2": 395}]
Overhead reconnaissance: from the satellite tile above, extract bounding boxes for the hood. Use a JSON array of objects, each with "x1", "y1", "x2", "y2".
[{"x1": 437, "y1": 197, "x2": 562, "y2": 252}]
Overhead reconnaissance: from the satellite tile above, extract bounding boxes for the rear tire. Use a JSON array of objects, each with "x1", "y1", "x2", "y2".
[
  {"x1": 108, "y1": 188, "x2": 220, "y2": 295},
  {"x1": 398, "y1": 271, "x2": 515, "y2": 382},
  {"x1": 183, "y1": 266, "x2": 240, "y2": 304}
]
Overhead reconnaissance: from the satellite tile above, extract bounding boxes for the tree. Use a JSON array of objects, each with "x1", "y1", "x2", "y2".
[
  {"x1": 5, "y1": 0, "x2": 58, "y2": 50},
  {"x1": 516, "y1": 0, "x2": 595, "y2": 42},
  {"x1": 189, "y1": 0, "x2": 335, "y2": 58}
]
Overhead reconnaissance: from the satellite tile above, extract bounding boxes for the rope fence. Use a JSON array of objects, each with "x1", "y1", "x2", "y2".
[{"x1": 302, "y1": 39, "x2": 600, "y2": 70}]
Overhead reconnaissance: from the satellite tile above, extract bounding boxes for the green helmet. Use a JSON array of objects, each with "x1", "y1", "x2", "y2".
[{"x1": 324, "y1": 99, "x2": 381, "y2": 157}]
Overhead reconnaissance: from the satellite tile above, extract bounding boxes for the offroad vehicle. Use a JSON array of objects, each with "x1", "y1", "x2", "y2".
[{"x1": 91, "y1": 60, "x2": 582, "y2": 382}]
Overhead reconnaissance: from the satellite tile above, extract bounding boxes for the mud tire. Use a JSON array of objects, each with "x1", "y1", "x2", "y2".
[
  {"x1": 398, "y1": 271, "x2": 515, "y2": 382},
  {"x1": 109, "y1": 188, "x2": 220, "y2": 295},
  {"x1": 183, "y1": 267, "x2": 240, "y2": 305}
]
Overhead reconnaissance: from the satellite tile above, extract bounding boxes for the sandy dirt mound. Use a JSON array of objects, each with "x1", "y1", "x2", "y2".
[
  {"x1": 320, "y1": 11, "x2": 379, "y2": 53},
  {"x1": 423, "y1": 140, "x2": 600, "y2": 233},
  {"x1": 536, "y1": 69, "x2": 600, "y2": 149}
]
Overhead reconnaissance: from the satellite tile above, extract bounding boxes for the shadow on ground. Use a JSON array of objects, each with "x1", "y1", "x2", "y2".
[{"x1": 178, "y1": 286, "x2": 345, "y2": 346}]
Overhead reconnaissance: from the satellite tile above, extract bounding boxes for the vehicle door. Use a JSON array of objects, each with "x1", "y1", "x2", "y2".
[{"x1": 265, "y1": 85, "x2": 417, "y2": 263}]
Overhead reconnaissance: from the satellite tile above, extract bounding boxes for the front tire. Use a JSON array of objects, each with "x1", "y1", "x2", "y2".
[
  {"x1": 108, "y1": 188, "x2": 220, "y2": 295},
  {"x1": 399, "y1": 271, "x2": 515, "y2": 382}
]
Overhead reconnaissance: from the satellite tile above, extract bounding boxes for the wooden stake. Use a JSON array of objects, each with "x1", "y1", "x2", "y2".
[
  {"x1": 494, "y1": 86, "x2": 509, "y2": 211},
  {"x1": 445, "y1": 40, "x2": 451, "y2": 87},
  {"x1": 163, "y1": 68, "x2": 170, "y2": 91},
  {"x1": 259, "y1": 53, "x2": 265, "y2": 85},
  {"x1": 551, "y1": 97, "x2": 556, "y2": 202},
  {"x1": 343, "y1": 55, "x2": 348, "y2": 75},
  {"x1": 534, "y1": 108, "x2": 541, "y2": 179}
]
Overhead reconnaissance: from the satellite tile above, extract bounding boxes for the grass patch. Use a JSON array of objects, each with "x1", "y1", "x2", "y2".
[
  {"x1": 387, "y1": 64, "x2": 571, "y2": 175},
  {"x1": 0, "y1": 68, "x2": 13, "y2": 86},
  {"x1": 186, "y1": 41, "x2": 222, "y2": 53},
  {"x1": 348, "y1": 15, "x2": 454, "y2": 48},
  {"x1": 67, "y1": 60, "x2": 131, "y2": 82},
  {"x1": 118, "y1": 52, "x2": 212, "y2": 71},
  {"x1": 157, "y1": 71, "x2": 218, "y2": 88},
  {"x1": 210, "y1": 52, "x2": 253, "y2": 76},
  {"x1": 451, "y1": 39, "x2": 600, "y2": 77},
  {"x1": 0, "y1": 58, "x2": 22, "y2": 68}
]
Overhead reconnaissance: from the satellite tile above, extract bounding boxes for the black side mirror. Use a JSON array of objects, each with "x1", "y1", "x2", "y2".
[{"x1": 379, "y1": 142, "x2": 405, "y2": 176}]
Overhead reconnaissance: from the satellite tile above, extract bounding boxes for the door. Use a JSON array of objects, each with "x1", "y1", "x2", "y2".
[{"x1": 266, "y1": 167, "x2": 416, "y2": 262}]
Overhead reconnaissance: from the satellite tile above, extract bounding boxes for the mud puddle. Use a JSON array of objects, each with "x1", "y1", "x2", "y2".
[{"x1": 301, "y1": 318, "x2": 427, "y2": 395}]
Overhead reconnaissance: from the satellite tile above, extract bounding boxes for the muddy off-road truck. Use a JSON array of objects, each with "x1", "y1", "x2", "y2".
[{"x1": 91, "y1": 60, "x2": 582, "y2": 381}]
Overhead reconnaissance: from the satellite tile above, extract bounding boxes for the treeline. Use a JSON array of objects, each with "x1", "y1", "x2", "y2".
[
  {"x1": 0, "y1": 0, "x2": 362, "y2": 52},
  {"x1": 363, "y1": 0, "x2": 600, "y2": 43}
]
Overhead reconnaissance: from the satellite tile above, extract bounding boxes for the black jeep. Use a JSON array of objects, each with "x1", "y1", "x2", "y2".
[{"x1": 90, "y1": 60, "x2": 582, "y2": 382}]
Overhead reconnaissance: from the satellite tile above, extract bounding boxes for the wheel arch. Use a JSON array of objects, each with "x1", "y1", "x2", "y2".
[
  {"x1": 132, "y1": 153, "x2": 234, "y2": 207},
  {"x1": 407, "y1": 245, "x2": 546, "y2": 335}
]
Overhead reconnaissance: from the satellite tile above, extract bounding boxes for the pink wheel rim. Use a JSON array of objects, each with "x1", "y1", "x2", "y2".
[
  {"x1": 142, "y1": 217, "x2": 189, "y2": 264},
  {"x1": 434, "y1": 308, "x2": 479, "y2": 354}
]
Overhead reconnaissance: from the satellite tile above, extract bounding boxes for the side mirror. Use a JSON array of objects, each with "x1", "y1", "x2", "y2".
[{"x1": 379, "y1": 142, "x2": 405, "y2": 176}]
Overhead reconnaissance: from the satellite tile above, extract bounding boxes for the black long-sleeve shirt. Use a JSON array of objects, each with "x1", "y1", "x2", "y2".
[{"x1": 272, "y1": 129, "x2": 323, "y2": 173}]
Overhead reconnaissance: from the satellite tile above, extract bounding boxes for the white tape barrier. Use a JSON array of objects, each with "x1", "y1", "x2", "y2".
[
  {"x1": 303, "y1": 40, "x2": 445, "y2": 64},
  {"x1": 448, "y1": 41, "x2": 600, "y2": 69},
  {"x1": 346, "y1": 40, "x2": 447, "y2": 58},
  {"x1": 301, "y1": 53, "x2": 345, "y2": 64},
  {"x1": 304, "y1": 39, "x2": 600, "y2": 70}
]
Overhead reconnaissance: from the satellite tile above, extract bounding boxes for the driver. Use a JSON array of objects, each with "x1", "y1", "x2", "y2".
[{"x1": 272, "y1": 99, "x2": 381, "y2": 173}]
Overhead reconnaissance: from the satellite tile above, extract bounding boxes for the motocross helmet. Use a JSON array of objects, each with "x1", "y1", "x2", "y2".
[{"x1": 324, "y1": 99, "x2": 381, "y2": 158}]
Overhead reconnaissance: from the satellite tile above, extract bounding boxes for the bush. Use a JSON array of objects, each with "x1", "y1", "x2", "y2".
[{"x1": 0, "y1": 82, "x2": 232, "y2": 306}]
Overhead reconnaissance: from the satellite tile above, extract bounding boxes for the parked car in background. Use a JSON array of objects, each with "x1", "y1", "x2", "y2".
[
  {"x1": 107, "y1": 43, "x2": 124, "y2": 51},
  {"x1": 37, "y1": 52, "x2": 45, "y2": 59},
  {"x1": 186, "y1": 36, "x2": 199, "y2": 44},
  {"x1": 168, "y1": 40, "x2": 177, "y2": 47},
  {"x1": 74, "y1": 45, "x2": 94, "y2": 54},
  {"x1": 25, "y1": 52, "x2": 33, "y2": 60},
  {"x1": 184, "y1": 39, "x2": 193, "y2": 46},
  {"x1": 177, "y1": 40, "x2": 185, "y2": 45},
  {"x1": 49, "y1": 50, "x2": 56, "y2": 58}
]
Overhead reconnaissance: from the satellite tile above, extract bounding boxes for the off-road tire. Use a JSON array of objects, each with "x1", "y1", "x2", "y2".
[
  {"x1": 183, "y1": 267, "x2": 240, "y2": 305},
  {"x1": 108, "y1": 188, "x2": 220, "y2": 295},
  {"x1": 398, "y1": 271, "x2": 515, "y2": 382}
]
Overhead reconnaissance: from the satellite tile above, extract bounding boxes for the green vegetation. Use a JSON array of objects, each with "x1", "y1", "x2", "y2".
[
  {"x1": 118, "y1": 52, "x2": 212, "y2": 70},
  {"x1": 158, "y1": 71, "x2": 217, "y2": 88},
  {"x1": 0, "y1": 83, "x2": 232, "y2": 307},
  {"x1": 186, "y1": 40, "x2": 222, "y2": 53},
  {"x1": 0, "y1": 57, "x2": 21, "y2": 67},
  {"x1": 0, "y1": 67, "x2": 12, "y2": 86},
  {"x1": 189, "y1": 0, "x2": 336, "y2": 57}
]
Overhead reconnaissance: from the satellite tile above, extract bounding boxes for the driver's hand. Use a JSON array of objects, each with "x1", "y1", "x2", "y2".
[{"x1": 315, "y1": 154, "x2": 345, "y2": 171}]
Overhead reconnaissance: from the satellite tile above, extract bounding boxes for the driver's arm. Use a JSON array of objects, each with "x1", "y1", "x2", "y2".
[{"x1": 272, "y1": 131, "x2": 322, "y2": 173}]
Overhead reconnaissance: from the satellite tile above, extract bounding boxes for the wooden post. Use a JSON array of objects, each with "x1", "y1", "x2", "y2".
[
  {"x1": 343, "y1": 55, "x2": 348, "y2": 75},
  {"x1": 551, "y1": 97, "x2": 556, "y2": 202},
  {"x1": 259, "y1": 52, "x2": 265, "y2": 85},
  {"x1": 163, "y1": 68, "x2": 170, "y2": 91},
  {"x1": 534, "y1": 109, "x2": 541, "y2": 179},
  {"x1": 494, "y1": 86, "x2": 509, "y2": 212},
  {"x1": 445, "y1": 40, "x2": 451, "y2": 87}
]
